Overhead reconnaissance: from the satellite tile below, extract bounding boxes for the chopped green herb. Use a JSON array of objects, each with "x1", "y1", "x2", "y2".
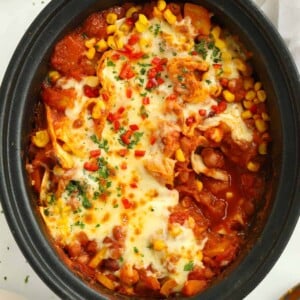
[
  {"x1": 91, "y1": 135, "x2": 109, "y2": 152},
  {"x1": 66, "y1": 180, "x2": 92, "y2": 209},
  {"x1": 140, "y1": 68, "x2": 146, "y2": 75},
  {"x1": 184, "y1": 261, "x2": 194, "y2": 271},
  {"x1": 194, "y1": 40, "x2": 208, "y2": 59},
  {"x1": 74, "y1": 220, "x2": 85, "y2": 229},
  {"x1": 205, "y1": 79, "x2": 212, "y2": 84},
  {"x1": 43, "y1": 208, "x2": 50, "y2": 216},
  {"x1": 107, "y1": 60, "x2": 116, "y2": 67},
  {"x1": 140, "y1": 105, "x2": 149, "y2": 119},
  {"x1": 133, "y1": 246, "x2": 139, "y2": 253},
  {"x1": 47, "y1": 193, "x2": 56, "y2": 205},
  {"x1": 24, "y1": 275, "x2": 30, "y2": 284},
  {"x1": 95, "y1": 224, "x2": 101, "y2": 228},
  {"x1": 154, "y1": 24, "x2": 161, "y2": 36}
]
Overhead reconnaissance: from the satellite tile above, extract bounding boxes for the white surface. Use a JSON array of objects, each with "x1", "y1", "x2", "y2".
[{"x1": 0, "y1": 1, "x2": 299, "y2": 299}]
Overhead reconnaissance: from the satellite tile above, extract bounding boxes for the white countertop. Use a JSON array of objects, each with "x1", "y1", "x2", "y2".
[{"x1": 0, "y1": 1, "x2": 299, "y2": 299}]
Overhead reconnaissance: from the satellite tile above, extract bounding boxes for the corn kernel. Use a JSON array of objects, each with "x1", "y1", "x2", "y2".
[
  {"x1": 243, "y1": 100, "x2": 252, "y2": 109},
  {"x1": 86, "y1": 47, "x2": 96, "y2": 60},
  {"x1": 258, "y1": 142, "x2": 268, "y2": 155},
  {"x1": 119, "y1": 23, "x2": 131, "y2": 33},
  {"x1": 215, "y1": 38, "x2": 226, "y2": 49},
  {"x1": 196, "y1": 180, "x2": 203, "y2": 192},
  {"x1": 114, "y1": 32, "x2": 124, "y2": 50},
  {"x1": 138, "y1": 14, "x2": 149, "y2": 25},
  {"x1": 257, "y1": 90, "x2": 267, "y2": 102},
  {"x1": 48, "y1": 70, "x2": 60, "y2": 83},
  {"x1": 241, "y1": 110, "x2": 252, "y2": 119},
  {"x1": 135, "y1": 22, "x2": 148, "y2": 33},
  {"x1": 139, "y1": 38, "x2": 151, "y2": 51},
  {"x1": 153, "y1": 7, "x2": 163, "y2": 18},
  {"x1": 255, "y1": 119, "x2": 268, "y2": 133},
  {"x1": 85, "y1": 38, "x2": 96, "y2": 48},
  {"x1": 223, "y1": 90, "x2": 235, "y2": 102},
  {"x1": 32, "y1": 130, "x2": 50, "y2": 148},
  {"x1": 85, "y1": 76, "x2": 99, "y2": 87},
  {"x1": 222, "y1": 51, "x2": 232, "y2": 62},
  {"x1": 153, "y1": 240, "x2": 166, "y2": 251},
  {"x1": 175, "y1": 148, "x2": 185, "y2": 162},
  {"x1": 243, "y1": 77, "x2": 254, "y2": 90},
  {"x1": 254, "y1": 81, "x2": 262, "y2": 91},
  {"x1": 106, "y1": 24, "x2": 117, "y2": 35},
  {"x1": 92, "y1": 100, "x2": 105, "y2": 119},
  {"x1": 197, "y1": 250, "x2": 203, "y2": 261},
  {"x1": 163, "y1": 9, "x2": 177, "y2": 25},
  {"x1": 126, "y1": 6, "x2": 139, "y2": 18},
  {"x1": 211, "y1": 26, "x2": 221, "y2": 39},
  {"x1": 157, "y1": 0, "x2": 167, "y2": 11},
  {"x1": 169, "y1": 224, "x2": 182, "y2": 237},
  {"x1": 106, "y1": 13, "x2": 117, "y2": 25},
  {"x1": 245, "y1": 90, "x2": 256, "y2": 101},
  {"x1": 107, "y1": 36, "x2": 117, "y2": 49},
  {"x1": 95, "y1": 39, "x2": 108, "y2": 52},
  {"x1": 223, "y1": 64, "x2": 232, "y2": 76},
  {"x1": 135, "y1": 15, "x2": 149, "y2": 33},
  {"x1": 234, "y1": 58, "x2": 247, "y2": 72},
  {"x1": 247, "y1": 161, "x2": 260, "y2": 172}
]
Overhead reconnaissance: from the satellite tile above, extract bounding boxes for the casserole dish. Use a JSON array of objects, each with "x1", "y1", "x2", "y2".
[{"x1": 0, "y1": 0, "x2": 299, "y2": 299}]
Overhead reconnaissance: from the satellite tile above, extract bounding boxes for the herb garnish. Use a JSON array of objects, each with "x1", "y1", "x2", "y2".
[
  {"x1": 184, "y1": 261, "x2": 194, "y2": 271},
  {"x1": 90, "y1": 135, "x2": 109, "y2": 152}
]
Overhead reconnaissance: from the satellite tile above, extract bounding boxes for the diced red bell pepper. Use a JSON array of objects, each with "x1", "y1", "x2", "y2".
[
  {"x1": 122, "y1": 198, "x2": 133, "y2": 209},
  {"x1": 119, "y1": 62, "x2": 135, "y2": 80},
  {"x1": 84, "y1": 161, "x2": 99, "y2": 171},
  {"x1": 134, "y1": 150, "x2": 146, "y2": 157},
  {"x1": 83, "y1": 85, "x2": 99, "y2": 98},
  {"x1": 121, "y1": 130, "x2": 133, "y2": 145},
  {"x1": 89, "y1": 149, "x2": 101, "y2": 158}
]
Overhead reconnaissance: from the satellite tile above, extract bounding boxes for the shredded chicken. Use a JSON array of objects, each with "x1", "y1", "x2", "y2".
[
  {"x1": 191, "y1": 151, "x2": 229, "y2": 181},
  {"x1": 167, "y1": 57, "x2": 209, "y2": 103},
  {"x1": 144, "y1": 156, "x2": 176, "y2": 186}
]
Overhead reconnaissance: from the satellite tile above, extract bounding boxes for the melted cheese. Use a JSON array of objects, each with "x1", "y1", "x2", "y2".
[{"x1": 40, "y1": 15, "x2": 256, "y2": 291}]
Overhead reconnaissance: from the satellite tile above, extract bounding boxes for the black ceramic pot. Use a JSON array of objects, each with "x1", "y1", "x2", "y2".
[{"x1": 0, "y1": 0, "x2": 299, "y2": 299}]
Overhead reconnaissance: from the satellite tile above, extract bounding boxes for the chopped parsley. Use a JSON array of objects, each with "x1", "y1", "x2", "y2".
[
  {"x1": 90, "y1": 135, "x2": 109, "y2": 152},
  {"x1": 194, "y1": 39, "x2": 222, "y2": 63},
  {"x1": 107, "y1": 60, "x2": 116, "y2": 67},
  {"x1": 194, "y1": 39, "x2": 208, "y2": 59},
  {"x1": 118, "y1": 128, "x2": 144, "y2": 149},
  {"x1": 154, "y1": 24, "x2": 161, "y2": 36},
  {"x1": 66, "y1": 180, "x2": 92, "y2": 209},
  {"x1": 74, "y1": 220, "x2": 85, "y2": 229},
  {"x1": 24, "y1": 275, "x2": 30, "y2": 284},
  {"x1": 140, "y1": 105, "x2": 149, "y2": 119},
  {"x1": 184, "y1": 261, "x2": 194, "y2": 271}
]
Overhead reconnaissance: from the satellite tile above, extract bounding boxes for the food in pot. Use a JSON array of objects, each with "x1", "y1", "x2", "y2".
[{"x1": 26, "y1": 1, "x2": 272, "y2": 297}]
